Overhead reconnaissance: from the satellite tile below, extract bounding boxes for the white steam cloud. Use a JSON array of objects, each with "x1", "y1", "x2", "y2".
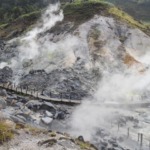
[{"x1": 0, "y1": 2, "x2": 150, "y2": 148}]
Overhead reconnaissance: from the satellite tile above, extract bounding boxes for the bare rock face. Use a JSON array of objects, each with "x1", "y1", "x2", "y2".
[{"x1": 0, "y1": 13, "x2": 149, "y2": 99}]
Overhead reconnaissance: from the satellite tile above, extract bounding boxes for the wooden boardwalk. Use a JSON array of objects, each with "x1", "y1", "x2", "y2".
[
  {"x1": 0, "y1": 83, "x2": 81, "y2": 105},
  {"x1": 0, "y1": 82, "x2": 150, "y2": 108}
]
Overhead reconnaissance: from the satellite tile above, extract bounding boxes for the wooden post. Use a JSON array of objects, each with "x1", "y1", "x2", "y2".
[
  {"x1": 49, "y1": 91, "x2": 51, "y2": 97},
  {"x1": 21, "y1": 87, "x2": 22, "y2": 93},
  {"x1": 127, "y1": 128, "x2": 130, "y2": 138},
  {"x1": 140, "y1": 133, "x2": 143, "y2": 147},
  {"x1": 31, "y1": 90, "x2": 32, "y2": 95},
  {"x1": 138, "y1": 133, "x2": 140, "y2": 142},
  {"x1": 16, "y1": 87, "x2": 17, "y2": 92}
]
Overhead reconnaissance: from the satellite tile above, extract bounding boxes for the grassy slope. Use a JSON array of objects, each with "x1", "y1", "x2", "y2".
[
  {"x1": 106, "y1": 0, "x2": 150, "y2": 22},
  {"x1": 0, "y1": 0, "x2": 149, "y2": 39}
]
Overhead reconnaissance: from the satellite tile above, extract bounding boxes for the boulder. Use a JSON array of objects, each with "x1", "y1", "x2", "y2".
[
  {"x1": 10, "y1": 115, "x2": 25, "y2": 123},
  {"x1": 40, "y1": 102, "x2": 56, "y2": 113},
  {"x1": 0, "y1": 98, "x2": 7, "y2": 109},
  {"x1": 26, "y1": 100, "x2": 42, "y2": 111},
  {"x1": 55, "y1": 111, "x2": 65, "y2": 120},
  {"x1": 41, "y1": 117, "x2": 53, "y2": 125},
  {"x1": 0, "y1": 89, "x2": 7, "y2": 97}
]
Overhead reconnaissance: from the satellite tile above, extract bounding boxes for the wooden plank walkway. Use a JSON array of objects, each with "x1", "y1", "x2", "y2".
[
  {"x1": 0, "y1": 82, "x2": 150, "y2": 108},
  {"x1": 0, "y1": 83, "x2": 81, "y2": 105}
]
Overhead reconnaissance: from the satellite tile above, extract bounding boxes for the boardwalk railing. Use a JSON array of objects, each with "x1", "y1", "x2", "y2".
[
  {"x1": 0, "y1": 82, "x2": 81, "y2": 104},
  {"x1": 110, "y1": 122, "x2": 150, "y2": 150}
]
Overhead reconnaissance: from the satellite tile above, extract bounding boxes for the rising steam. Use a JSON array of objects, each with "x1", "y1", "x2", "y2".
[{"x1": 0, "y1": 1, "x2": 150, "y2": 147}]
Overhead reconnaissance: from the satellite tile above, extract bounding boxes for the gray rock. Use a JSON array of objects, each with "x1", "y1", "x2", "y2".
[
  {"x1": 15, "y1": 102, "x2": 24, "y2": 108},
  {"x1": 41, "y1": 117, "x2": 53, "y2": 125},
  {"x1": 26, "y1": 100, "x2": 42, "y2": 110},
  {"x1": 0, "y1": 89, "x2": 7, "y2": 97},
  {"x1": 40, "y1": 102, "x2": 56, "y2": 113},
  {"x1": 45, "y1": 110, "x2": 53, "y2": 117},
  {"x1": 10, "y1": 115, "x2": 25, "y2": 123},
  {"x1": 22, "y1": 59, "x2": 33, "y2": 68},
  {"x1": 16, "y1": 115, "x2": 27, "y2": 122},
  {"x1": 0, "y1": 98, "x2": 7, "y2": 109}
]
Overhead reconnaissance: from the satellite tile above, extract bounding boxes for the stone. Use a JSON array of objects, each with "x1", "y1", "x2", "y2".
[
  {"x1": 55, "y1": 111, "x2": 65, "y2": 120},
  {"x1": 11, "y1": 115, "x2": 25, "y2": 123},
  {"x1": 40, "y1": 102, "x2": 56, "y2": 113},
  {"x1": 16, "y1": 115, "x2": 27, "y2": 122},
  {"x1": 22, "y1": 59, "x2": 33, "y2": 68},
  {"x1": 78, "y1": 136, "x2": 84, "y2": 142},
  {"x1": 0, "y1": 98, "x2": 7, "y2": 109},
  {"x1": 0, "y1": 89, "x2": 7, "y2": 97},
  {"x1": 41, "y1": 117, "x2": 53, "y2": 125},
  {"x1": 15, "y1": 102, "x2": 23, "y2": 108},
  {"x1": 26, "y1": 100, "x2": 42, "y2": 110},
  {"x1": 45, "y1": 111, "x2": 53, "y2": 117}
]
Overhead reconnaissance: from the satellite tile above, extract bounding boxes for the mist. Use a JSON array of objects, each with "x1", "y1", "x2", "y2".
[{"x1": 0, "y1": 1, "x2": 150, "y2": 147}]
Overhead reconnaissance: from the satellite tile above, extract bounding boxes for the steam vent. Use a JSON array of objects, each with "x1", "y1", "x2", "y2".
[{"x1": 0, "y1": 0, "x2": 150, "y2": 149}]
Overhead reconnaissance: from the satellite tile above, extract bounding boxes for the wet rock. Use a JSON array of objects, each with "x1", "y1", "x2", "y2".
[
  {"x1": 41, "y1": 117, "x2": 53, "y2": 125},
  {"x1": 0, "y1": 98, "x2": 7, "y2": 109}
]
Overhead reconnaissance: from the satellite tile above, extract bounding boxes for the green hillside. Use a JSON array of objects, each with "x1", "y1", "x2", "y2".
[
  {"x1": 0, "y1": 0, "x2": 51, "y2": 25},
  {"x1": 107, "y1": 0, "x2": 150, "y2": 22}
]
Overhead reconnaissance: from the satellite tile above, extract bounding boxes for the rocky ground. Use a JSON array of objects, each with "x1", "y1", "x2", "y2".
[
  {"x1": 0, "y1": 118, "x2": 97, "y2": 150},
  {"x1": 1, "y1": 88, "x2": 148, "y2": 150},
  {"x1": 0, "y1": 2, "x2": 150, "y2": 150}
]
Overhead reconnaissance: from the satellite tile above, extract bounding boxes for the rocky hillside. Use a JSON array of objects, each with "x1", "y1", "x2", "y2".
[
  {"x1": 0, "y1": 1, "x2": 150, "y2": 150},
  {"x1": 0, "y1": 1, "x2": 149, "y2": 98},
  {"x1": 0, "y1": 117, "x2": 97, "y2": 150}
]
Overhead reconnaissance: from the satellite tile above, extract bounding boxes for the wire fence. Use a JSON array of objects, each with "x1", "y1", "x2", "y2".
[{"x1": 112, "y1": 122, "x2": 150, "y2": 150}]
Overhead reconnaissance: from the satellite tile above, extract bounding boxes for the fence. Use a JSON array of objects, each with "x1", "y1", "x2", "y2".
[
  {"x1": 111, "y1": 122, "x2": 150, "y2": 150},
  {"x1": 0, "y1": 82, "x2": 82, "y2": 105}
]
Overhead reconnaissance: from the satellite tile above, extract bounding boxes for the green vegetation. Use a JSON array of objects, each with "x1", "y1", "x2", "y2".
[
  {"x1": 108, "y1": 7, "x2": 148, "y2": 29},
  {"x1": 75, "y1": 139, "x2": 96, "y2": 150},
  {"x1": 0, "y1": 0, "x2": 149, "y2": 39},
  {"x1": 0, "y1": 0, "x2": 50, "y2": 24},
  {"x1": 106, "y1": 0, "x2": 150, "y2": 22},
  {"x1": 63, "y1": 0, "x2": 109, "y2": 25},
  {"x1": 0, "y1": 121, "x2": 14, "y2": 144}
]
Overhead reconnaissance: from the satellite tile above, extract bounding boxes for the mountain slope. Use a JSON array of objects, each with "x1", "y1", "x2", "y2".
[{"x1": 107, "y1": 0, "x2": 150, "y2": 22}]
